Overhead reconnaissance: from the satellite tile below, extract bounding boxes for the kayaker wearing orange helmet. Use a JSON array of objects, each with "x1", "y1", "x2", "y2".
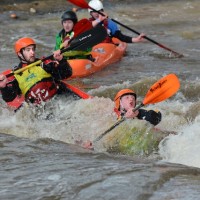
[
  {"x1": 81, "y1": 88, "x2": 162, "y2": 149},
  {"x1": 114, "y1": 89, "x2": 162, "y2": 126},
  {"x1": 88, "y1": 0, "x2": 145, "y2": 44},
  {"x1": 0, "y1": 37, "x2": 72, "y2": 104}
]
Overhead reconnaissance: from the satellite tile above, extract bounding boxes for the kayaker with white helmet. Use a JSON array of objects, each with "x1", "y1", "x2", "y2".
[{"x1": 88, "y1": 0, "x2": 145, "y2": 44}]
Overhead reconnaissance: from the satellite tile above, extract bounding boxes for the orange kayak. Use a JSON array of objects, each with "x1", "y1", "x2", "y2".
[{"x1": 68, "y1": 38, "x2": 127, "y2": 78}]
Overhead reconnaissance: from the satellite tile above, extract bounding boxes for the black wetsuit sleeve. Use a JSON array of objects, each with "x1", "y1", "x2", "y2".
[
  {"x1": 137, "y1": 109, "x2": 162, "y2": 126},
  {"x1": 0, "y1": 79, "x2": 21, "y2": 102},
  {"x1": 56, "y1": 59, "x2": 72, "y2": 80},
  {"x1": 43, "y1": 58, "x2": 72, "y2": 80},
  {"x1": 112, "y1": 30, "x2": 133, "y2": 43}
]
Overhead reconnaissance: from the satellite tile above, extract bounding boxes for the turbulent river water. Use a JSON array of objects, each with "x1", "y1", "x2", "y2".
[{"x1": 0, "y1": 0, "x2": 200, "y2": 199}]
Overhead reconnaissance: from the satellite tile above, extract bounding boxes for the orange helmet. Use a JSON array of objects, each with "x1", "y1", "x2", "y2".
[
  {"x1": 114, "y1": 89, "x2": 136, "y2": 110},
  {"x1": 14, "y1": 37, "x2": 36, "y2": 54}
]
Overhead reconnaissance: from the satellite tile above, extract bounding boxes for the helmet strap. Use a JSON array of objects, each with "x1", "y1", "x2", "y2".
[
  {"x1": 18, "y1": 50, "x2": 29, "y2": 64},
  {"x1": 119, "y1": 99, "x2": 127, "y2": 113},
  {"x1": 120, "y1": 108, "x2": 127, "y2": 118}
]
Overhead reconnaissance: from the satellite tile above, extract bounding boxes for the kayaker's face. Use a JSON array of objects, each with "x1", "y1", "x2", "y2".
[
  {"x1": 120, "y1": 94, "x2": 136, "y2": 111},
  {"x1": 62, "y1": 20, "x2": 74, "y2": 33},
  {"x1": 90, "y1": 11, "x2": 100, "y2": 19},
  {"x1": 19, "y1": 45, "x2": 36, "y2": 63}
]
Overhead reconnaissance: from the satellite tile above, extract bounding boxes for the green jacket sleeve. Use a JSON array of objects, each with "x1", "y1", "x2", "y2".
[{"x1": 54, "y1": 34, "x2": 62, "y2": 50}]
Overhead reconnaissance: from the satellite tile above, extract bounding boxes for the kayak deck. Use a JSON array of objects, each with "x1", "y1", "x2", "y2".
[{"x1": 68, "y1": 38, "x2": 127, "y2": 78}]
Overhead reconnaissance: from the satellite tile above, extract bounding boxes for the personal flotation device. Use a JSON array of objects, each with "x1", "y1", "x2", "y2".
[{"x1": 14, "y1": 63, "x2": 57, "y2": 104}]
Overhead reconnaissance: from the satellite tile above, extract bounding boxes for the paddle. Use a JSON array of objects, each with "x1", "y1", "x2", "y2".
[
  {"x1": 62, "y1": 81, "x2": 92, "y2": 99},
  {"x1": 67, "y1": 0, "x2": 183, "y2": 58},
  {"x1": 5, "y1": 25, "x2": 107, "y2": 78},
  {"x1": 73, "y1": 18, "x2": 93, "y2": 38},
  {"x1": 62, "y1": 50, "x2": 91, "y2": 58},
  {"x1": 92, "y1": 73, "x2": 180, "y2": 143},
  {"x1": 62, "y1": 19, "x2": 93, "y2": 58}
]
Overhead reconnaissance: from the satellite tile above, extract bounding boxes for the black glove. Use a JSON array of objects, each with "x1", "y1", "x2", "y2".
[
  {"x1": 42, "y1": 59, "x2": 57, "y2": 74},
  {"x1": 146, "y1": 110, "x2": 162, "y2": 126}
]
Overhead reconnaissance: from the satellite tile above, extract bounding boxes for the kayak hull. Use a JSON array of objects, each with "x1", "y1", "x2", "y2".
[
  {"x1": 107, "y1": 126, "x2": 173, "y2": 156},
  {"x1": 68, "y1": 38, "x2": 127, "y2": 78}
]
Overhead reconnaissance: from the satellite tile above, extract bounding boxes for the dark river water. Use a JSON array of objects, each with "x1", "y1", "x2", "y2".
[{"x1": 0, "y1": 0, "x2": 200, "y2": 199}]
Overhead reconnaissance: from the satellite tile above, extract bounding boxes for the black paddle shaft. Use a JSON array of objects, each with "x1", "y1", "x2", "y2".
[
  {"x1": 93, "y1": 103, "x2": 145, "y2": 143},
  {"x1": 93, "y1": 117, "x2": 126, "y2": 143},
  {"x1": 111, "y1": 19, "x2": 183, "y2": 57},
  {"x1": 91, "y1": 8, "x2": 183, "y2": 57},
  {"x1": 46, "y1": 25, "x2": 107, "y2": 60}
]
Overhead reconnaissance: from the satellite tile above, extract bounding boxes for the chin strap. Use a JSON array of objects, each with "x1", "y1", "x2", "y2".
[
  {"x1": 120, "y1": 108, "x2": 127, "y2": 117},
  {"x1": 119, "y1": 99, "x2": 127, "y2": 116},
  {"x1": 18, "y1": 49, "x2": 35, "y2": 65},
  {"x1": 18, "y1": 54, "x2": 30, "y2": 65}
]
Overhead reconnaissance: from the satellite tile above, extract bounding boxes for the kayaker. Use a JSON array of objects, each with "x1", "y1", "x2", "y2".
[
  {"x1": 81, "y1": 88, "x2": 162, "y2": 150},
  {"x1": 54, "y1": 10, "x2": 93, "y2": 60},
  {"x1": 0, "y1": 37, "x2": 72, "y2": 105},
  {"x1": 114, "y1": 89, "x2": 162, "y2": 126},
  {"x1": 88, "y1": 0, "x2": 145, "y2": 44},
  {"x1": 54, "y1": 10, "x2": 78, "y2": 51}
]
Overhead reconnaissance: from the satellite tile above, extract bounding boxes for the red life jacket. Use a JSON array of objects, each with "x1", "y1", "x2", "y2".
[
  {"x1": 26, "y1": 81, "x2": 57, "y2": 104},
  {"x1": 114, "y1": 107, "x2": 121, "y2": 119}
]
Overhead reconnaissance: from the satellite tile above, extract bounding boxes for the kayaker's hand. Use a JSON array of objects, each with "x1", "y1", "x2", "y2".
[
  {"x1": 43, "y1": 59, "x2": 59, "y2": 72},
  {"x1": 54, "y1": 49, "x2": 61, "y2": 57},
  {"x1": 82, "y1": 140, "x2": 94, "y2": 150},
  {"x1": 53, "y1": 50, "x2": 63, "y2": 61},
  {"x1": 92, "y1": 12, "x2": 108, "y2": 27},
  {"x1": 98, "y1": 12, "x2": 108, "y2": 22},
  {"x1": 62, "y1": 40, "x2": 69, "y2": 48},
  {"x1": 125, "y1": 108, "x2": 139, "y2": 119},
  {"x1": 0, "y1": 74, "x2": 8, "y2": 88},
  {"x1": 132, "y1": 33, "x2": 146, "y2": 43}
]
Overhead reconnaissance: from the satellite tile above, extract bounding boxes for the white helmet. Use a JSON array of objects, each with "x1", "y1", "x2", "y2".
[{"x1": 88, "y1": 0, "x2": 104, "y2": 13}]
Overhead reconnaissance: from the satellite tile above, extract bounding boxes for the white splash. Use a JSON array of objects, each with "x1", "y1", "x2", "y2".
[
  {"x1": 0, "y1": 96, "x2": 115, "y2": 152},
  {"x1": 159, "y1": 118, "x2": 200, "y2": 168}
]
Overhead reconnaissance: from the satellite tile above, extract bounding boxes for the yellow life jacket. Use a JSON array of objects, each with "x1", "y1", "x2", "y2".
[{"x1": 14, "y1": 65, "x2": 51, "y2": 96}]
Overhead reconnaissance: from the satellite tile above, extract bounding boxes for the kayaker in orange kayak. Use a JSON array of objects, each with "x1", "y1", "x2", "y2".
[
  {"x1": 54, "y1": 10, "x2": 78, "y2": 51},
  {"x1": 0, "y1": 37, "x2": 72, "y2": 105},
  {"x1": 88, "y1": 0, "x2": 145, "y2": 44},
  {"x1": 54, "y1": 10, "x2": 94, "y2": 60}
]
